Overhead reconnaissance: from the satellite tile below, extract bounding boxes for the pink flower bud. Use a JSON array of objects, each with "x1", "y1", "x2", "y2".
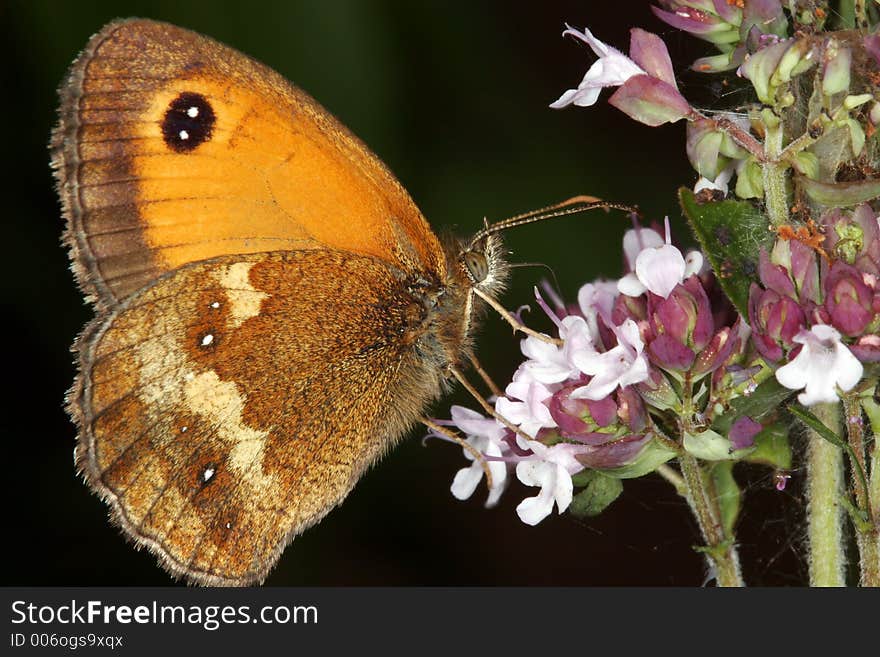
[
  {"x1": 824, "y1": 261, "x2": 875, "y2": 336},
  {"x1": 748, "y1": 284, "x2": 806, "y2": 362}
]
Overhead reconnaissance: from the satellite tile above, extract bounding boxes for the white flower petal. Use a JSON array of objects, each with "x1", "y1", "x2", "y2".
[
  {"x1": 775, "y1": 325, "x2": 864, "y2": 406},
  {"x1": 552, "y1": 464, "x2": 575, "y2": 513},
  {"x1": 635, "y1": 243, "x2": 686, "y2": 298},
  {"x1": 451, "y1": 463, "x2": 484, "y2": 500},
  {"x1": 516, "y1": 492, "x2": 555, "y2": 526},
  {"x1": 551, "y1": 27, "x2": 645, "y2": 110},
  {"x1": 694, "y1": 165, "x2": 734, "y2": 195},
  {"x1": 622, "y1": 228, "x2": 664, "y2": 270},
  {"x1": 684, "y1": 250, "x2": 705, "y2": 277},
  {"x1": 617, "y1": 272, "x2": 647, "y2": 297}
]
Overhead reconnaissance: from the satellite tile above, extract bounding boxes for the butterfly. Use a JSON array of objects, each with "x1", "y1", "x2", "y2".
[
  {"x1": 50, "y1": 17, "x2": 518, "y2": 586},
  {"x1": 52, "y1": 18, "x2": 617, "y2": 586}
]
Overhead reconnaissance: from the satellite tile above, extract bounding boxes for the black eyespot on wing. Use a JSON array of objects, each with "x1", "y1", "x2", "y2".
[{"x1": 162, "y1": 92, "x2": 215, "y2": 152}]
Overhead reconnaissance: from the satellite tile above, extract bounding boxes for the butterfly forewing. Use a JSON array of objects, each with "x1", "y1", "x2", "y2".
[{"x1": 52, "y1": 18, "x2": 445, "y2": 309}]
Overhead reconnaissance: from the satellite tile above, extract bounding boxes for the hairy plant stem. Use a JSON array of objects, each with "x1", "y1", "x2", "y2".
[
  {"x1": 678, "y1": 454, "x2": 744, "y2": 586},
  {"x1": 762, "y1": 112, "x2": 789, "y2": 227},
  {"x1": 843, "y1": 397, "x2": 879, "y2": 586},
  {"x1": 656, "y1": 464, "x2": 686, "y2": 496},
  {"x1": 857, "y1": 397, "x2": 880, "y2": 586},
  {"x1": 806, "y1": 402, "x2": 847, "y2": 586}
]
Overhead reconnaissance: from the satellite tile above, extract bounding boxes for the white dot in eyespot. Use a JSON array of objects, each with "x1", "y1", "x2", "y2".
[
  {"x1": 179, "y1": 129, "x2": 190, "y2": 140},
  {"x1": 201, "y1": 334, "x2": 214, "y2": 346},
  {"x1": 225, "y1": 522, "x2": 232, "y2": 529},
  {"x1": 187, "y1": 106, "x2": 199, "y2": 118},
  {"x1": 180, "y1": 426, "x2": 188, "y2": 433},
  {"x1": 210, "y1": 301, "x2": 220, "y2": 309},
  {"x1": 202, "y1": 467, "x2": 215, "y2": 482}
]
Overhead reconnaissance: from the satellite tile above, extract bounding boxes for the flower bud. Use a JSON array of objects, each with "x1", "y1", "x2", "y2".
[
  {"x1": 549, "y1": 382, "x2": 648, "y2": 445},
  {"x1": 741, "y1": 38, "x2": 815, "y2": 106},
  {"x1": 693, "y1": 316, "x2": 749, "y2": 377},
  {"x1": 822, "y1": 205, "x2": 880, "y2": 276},
  {"x1": 766, "y1": 240, "x2": 820, "y2": 304},
  {"x1": 824, "y1": 261, "x2": 875, "y2": 337},
  {"x1": 822, "y1": 40, "x2": 851, "y2": 98},
  {"x1": 646, "y1": 276, "x2": 713, "y2": 371},
  {"x1": 652, "y1": 1, "x2": 741, "y2": 45},
  {"x1": 748, "y1": 283, "x2": 806, "y2": 362},
  {"x1": 636, "y1": 366, "x2": 680, "y2": 410}
]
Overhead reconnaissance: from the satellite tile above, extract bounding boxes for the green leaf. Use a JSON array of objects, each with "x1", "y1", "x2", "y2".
[
  {"x1": 679, "y1": 188, "x2": 772, "y2": 317},
  {"x1": 711, "y1": 462, "x2": 741, "y2": 537},
  {"x1": 787, "y1": 404, "x2": 846, "y2": 448},
  {"x1": 713, "y1": 376, "x2": 794, "y2": 434},
  {"x1": 569, "y1": 471, "x2": 624, "y2": 518},
  {"x1": 743, "y1": 422, "x2": 792, "y2": 469},
  {"x1": 798, "y1": 176, "x2": 880, "y2": 207},
  {"x1": 683, "y1": 428, "x2": 735, "y2": 460}
]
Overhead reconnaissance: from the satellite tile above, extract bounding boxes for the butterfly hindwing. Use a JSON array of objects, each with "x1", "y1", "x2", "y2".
[{"x1": 73, "y1": 249, "x2": 444, "y2": 585}]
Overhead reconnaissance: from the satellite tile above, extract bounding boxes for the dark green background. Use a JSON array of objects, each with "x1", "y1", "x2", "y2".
[{"x1": 5, "y1": 0, "x2": 802, "y2": 585}]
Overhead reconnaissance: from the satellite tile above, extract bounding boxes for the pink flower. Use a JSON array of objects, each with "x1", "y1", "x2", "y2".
[
  {"x1": 447, "y1": 406, "x2": 510, "y2": 507},
  {"x1": 551, "y1": 26, "x2": 692, "y2": 125},
  {"x1": 570, "y1": 319, "x2": 650, "y2": 400},
  {"x1": 495, "y1": 371, "x2": 558, "y2": 440},
  {"x1": 775, "y1": 325, "x2": 863, "y2": 406},
  {"x1": 618, "y1": 220, "x2": 704, "y2": 298},
  {"x1": 515, "y1": 440, "x2": 586, "y2": 525},
  {"x1": 550, "y1": 26, "x2": 646, "y2": 108}
]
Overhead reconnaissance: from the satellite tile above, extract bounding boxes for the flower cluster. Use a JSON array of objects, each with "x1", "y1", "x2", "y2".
[
  {"x1": 435, "y1": 222, "x2": 756, "y2": 525},
  {"x1": 750, "y1": 204, "x2": 880, "y2": 405},
  {"x1": 455, "y1": 0, "x2": 880, "y2": 586},
  {"x1": 551, "y1": 7, "x2": 878, "y2": 203}
]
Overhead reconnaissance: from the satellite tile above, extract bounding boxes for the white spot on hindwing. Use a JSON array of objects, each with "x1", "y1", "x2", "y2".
[
  {"x1": 215, "y1": 262, "x2": 269, "y2": 328},
  {"x1": 184, "y1": 371, "x2": 276, "y2": 492},
  {"x1": 131, "y1": 262, "x2": 277, "y2": 494},
  {"x1": 187, "y1": 106, "x2": 199, "y2": 118}
]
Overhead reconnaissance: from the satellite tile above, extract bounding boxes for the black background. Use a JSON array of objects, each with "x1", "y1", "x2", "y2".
[{"x1": 4, "y1": 0, "x2": 805, "y2": 586}]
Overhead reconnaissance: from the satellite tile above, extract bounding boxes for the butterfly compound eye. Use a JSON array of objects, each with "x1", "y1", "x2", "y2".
[
  {"x1": 162, "y1": 92, "x2": 216, "y2": 152},
  {"x1": 462, "y1": 250, "x2": 489, "y2": 284}
]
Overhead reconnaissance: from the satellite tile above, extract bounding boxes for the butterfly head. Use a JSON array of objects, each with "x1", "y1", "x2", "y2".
[{"x1": 458, "y1": 232, "x2": 508, "y2": 299}]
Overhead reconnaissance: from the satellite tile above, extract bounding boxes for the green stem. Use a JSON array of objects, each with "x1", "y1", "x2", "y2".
[
  {"x1": 855, "y1": 0, "x2": 868, "y2": 28},
  {"x1": 679, "y1": 454, "x2": 744, "y2": 587},
  {"x1": 858, "y1": 397, "x2": 880, "y2": 586},
  {"x1": 656, "y1": 464, "x2": 687, "y2": 496},
  {"x1": 861, "y1": 398, "x2": 880, "y2": 522},
  {"x1": 806, "y1": 402, "x2": 847, "y2": 586},
  {"x1": 761, "y1": 110, "x2": 789, "y2": 227}
]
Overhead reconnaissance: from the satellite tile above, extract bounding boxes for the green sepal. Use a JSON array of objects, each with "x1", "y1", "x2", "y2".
[
  {"x1": 569, "y1": 471, "x2": 624, "y2": 518},
  {"x1": 713, "y1": 376, "x2": 794, "y2": 435},
  {"x1": 742, "y1": 422, "x2": 792, "y2": 469},
  {"x1": 711, "y1": 461, "x2": 741, "y2": 537},
  {"x1": 679, "y1": 187, "x2": 772, "y2": 317},
  {"x1": 601, "y1": 436, "x2": 678, "y2": 479},
  {"x1": 684, "y1": 428, "x2": 736, "y2": 460}
]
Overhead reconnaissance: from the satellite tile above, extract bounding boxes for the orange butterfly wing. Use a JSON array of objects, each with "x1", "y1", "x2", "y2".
[
  {"x1": 53, "y1": 19, "x2": 472, "y2": 585},
  {"x1": 52, "y1": 18, "x2": 446, "y2": 307},
  {"x1": 76, "y1": 251, "x2": 442, "y2": 585}
]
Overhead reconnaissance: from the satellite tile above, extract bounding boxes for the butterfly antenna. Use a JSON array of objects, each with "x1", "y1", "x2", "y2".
[{"x1": 468, "y1": 195, "x2": 640, "y2": 248}]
